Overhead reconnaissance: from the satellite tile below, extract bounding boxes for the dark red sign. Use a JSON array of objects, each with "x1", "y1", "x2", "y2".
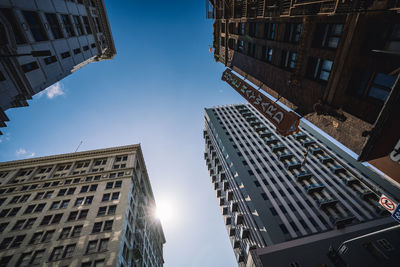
[{"x1": 222, "y1": 69, "x2": 300, "y2": 136}]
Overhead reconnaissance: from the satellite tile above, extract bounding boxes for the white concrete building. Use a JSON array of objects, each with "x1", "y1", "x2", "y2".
[{"x1": 0, "y1": 0, "x2": 116, "y2": 134}]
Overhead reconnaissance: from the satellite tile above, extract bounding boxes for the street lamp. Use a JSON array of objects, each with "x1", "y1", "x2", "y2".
[{"x1": 0, "y1": 50, "x2": 51, "y2": 58}]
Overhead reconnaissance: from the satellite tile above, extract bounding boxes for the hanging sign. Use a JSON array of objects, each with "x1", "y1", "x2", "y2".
[
  {"x1": 222, "y1": 69, "x2": 300, "y2": 136},
  {"x1": 379, "y1": 194, "x2": 397, "y2": 213}
]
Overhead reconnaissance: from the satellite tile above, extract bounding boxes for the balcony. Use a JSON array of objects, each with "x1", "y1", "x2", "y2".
[
  {"x1": 222, "y1": 207, "x2": 228, "y2": 215},
  {"x1": 254, "y1": 125, "x2": 267, "y2": 132},
  {"x1": 260, "y1": 131, "x2": 272, "y2": 138},
  {"x1": 226, "y1": 191, "x2": 233, "y2": 201},
  {"x1": 279, "y1": 152, "x2": 294, "y2": 161},
  {"x1": 229, "y1": 227, "x2": 236, "y2": 237},
  {"x1": 286, "y1": 162, "x2": 302, "y2": 171},
  {"x1": 318, "y1": 198, "x2": 338, "y2": 209},
  {"x1": 320, "y1": 156, "x2": 333, "y2": 164},
  {"x1": 223, "y1": 181, "x2": 229, "y2": 191},
  {"x1": 360, "y1": 189, "x2": 375, "y2": 200},
  {"x1": 266, "y1": 138, "x2": 279, "y2": 145},
  {"x1": 342, "y1": 176, "x2": 359, "y2": 186},
  {"x1": 216, "y1": 189, "x2": 222, "y2": 197},
  {"x1": 235, "y1": 213, "x2": 244, "y2": 225},
  {"x1": 331, "y1": 216, "x2": 355, "y2": 229},
  {"x1": 245, "y1": 116, "x2": 257, "y2": 122},
  {"x1": 294, "y1": 133, "x2": 307, "y2": 140},
  {"x1": 295, "y1": 171, "x2": 312, "y2": 181},
  {"x1": 231, "y1": 202, "x2": 239, "y2": 212},
  {"x1": 239, "y1": 227, "x2": 250, "y2": 239},
  {"x1": 311, "y1": 148, "x2": 323, "y2": 155},
  {"x1": 305, "y1": 183, "x2": 325, "y2": 194},
  {"x1": 302, "y1": 140, "x2": 316, "y2": 147},
  {"x1": 331, "y1": 165, "x2": 345, "y2": 174},
  {"x1": 272, "y1": 145, "x2": 286, "y2": 153},
  {"x1": 214, "y1": 182, "x2": 219, "y2": 190},
  {"x1": 250, "y1": 120, "x2": 261, "y2": 127}
]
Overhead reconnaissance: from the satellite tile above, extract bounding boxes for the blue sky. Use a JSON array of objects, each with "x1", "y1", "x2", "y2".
[{"x1": 0, "y1": 1, "x2": 243, "y2": 266}]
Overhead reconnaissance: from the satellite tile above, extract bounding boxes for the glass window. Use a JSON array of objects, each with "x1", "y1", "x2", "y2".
[
  {"x1": 29, "y1": 232, "x2": 43, "y2": 244},
  {"x1": 86, "y1": 240, "x2": 97, "y2": 254},
  {"x1": 50, "y1": 246, "x2": 63, "y2": 261},
  {"x1": 45, "y1": 13, "x2": 63, "y2": 39},
  {"x1": 97, "y1": 206, "x2": 107, "y2": 216},
  {"x1": 71, "y1": 225, "x2": 82, "y2": 237},
  {"x1": 99, "y1": 238, "x2": 109, "y2": 251},
  {"x1": 368, "y1": 73, "x2": 396, "y2": 101},
  {"x1": 61, "y1": 14, "x2": 75, "y2": 37},
  {"x1": 63, "y1": 244, "x2": 76, "y2": 258},
  {"x1": 0, "y1": 8, "x2": 26, "y2": 44},
  {"x1": 73, "y1": 16, "x2": 84, "y2": 35},
  {"x1": 59, "y1": 227, "x2": 71, "y2": 240},
  {"x1": 92, "y1": 222, "x2": 102, "y2": 233},
  {"x1": 31, "y1": 249, "x2": 45, "y2": 265},
  {"x1": 22, "y1": 11, "x2": 48, "y2": 41}
]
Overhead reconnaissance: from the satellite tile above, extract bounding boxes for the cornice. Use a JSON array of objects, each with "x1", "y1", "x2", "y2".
[
  {"x1": 0, "y1": 144, "x2": 140, "y2": 168},
  {"x1": 94, "y1": 0, "x2": 116, "y2": 60}
]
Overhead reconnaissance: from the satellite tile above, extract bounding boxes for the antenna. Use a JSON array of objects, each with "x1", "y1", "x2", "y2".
[{"x1": 75, "y1": 141, "x2": 83, "y2": 153}]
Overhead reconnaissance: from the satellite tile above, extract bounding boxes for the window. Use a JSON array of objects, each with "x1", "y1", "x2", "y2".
[
  {"x1": 0, "y1": 8, "x2": 26, "y2": 44},
  {"x1": 40, "y1": 215, "x2": 52, "y2": 225},
  {"x1": 84, "y1": 196, "x2": 93, "y2": 205},
  {"x1": 29, "y1": 232, "x2": 43, "y2": 244},
  {"x1": 377, "y1": 239, "x2": 394, "y2": 251},
  {"x1": 67, "y1": 187, "x2": 76, "y2": 195},
  {"x1": 60, "y1": 200, "x2": 69, "y2": 209},
  {"x1": 237, "y1": 40, "x2": 244, "y2": 53},
  {"x1": 45, "y1": 13, "x2": 63, "y2": 39},
  {"x1": 42, "y1": 230, "x2": 54, "y2": 242},
  {"x1": 21, "y1": 61, "x2": 39, "y2": 73},
  {"x1": 35, "y1": 203, "x2": 45, "y2": 212},
  {"x1": 263, "y1": 46, "x2": 273, "y2": 63},
  {"x1": 0, "y1": 223, "x2": 8, "y2": 233},
  {"x1": 0, "y1": 237, "x2": 13, "y2": 250},
  {"x1": 247, "y1": 42, "x2": 255, "y2": 57},
  {"x1": 111, "y1": 192, "x2": 119, "y2": 200},
  {"x1": 59, "y1": 227, "x2": 71, "y2": 240},
  {"x1": 67, "y1": 211, "x2": 78, "y2": 221},
  {"x1": 61, "y1": 14, "x2": 75, "y2": 37},
  {"x1": 387, "y1": 24, "x2": 400, "y2": 51},
  {"x1": 12, "y1": 220, "x2": 25, "y2": 230},
  {"x1": 80, "y1": 185, "x2": 89, "y2": 193},
  {"x1": 0, "y1": 255, "x2": 12, "y2": 266},
  {"x1": 22, "y1": 11, "x2": 48, "y2": 41},
  {"x1": 99, "y1": 238, "x2": 109, "y2": 251},
  {"x1": 90, "y1": 184, "x2": 97, "y2": 191},
  {"x1": 103, "y1": 220, "x2": 113, "y2": 231},
  {"x1": 50, "y1": 201, "x2": 60, "y2": 210},
  {"x1": 78, "y1": 209, "x2": 88, "y2": 219},
  {"x1": 82, "y1": 16, "x2": 92, "y2": 34},
  {"x1": 71, "y1": 225, "x2": 82, "y2": 237},
  {"x1": 17, "y1": 252, "x2": 31, "y2": 267},
  {"x1": 10, "y1": 235, "x2": 25, "y2": 248},
  {"x1": 51, "y1": 213, "x2": 63, "y2": 224},
  {"x1": 285, "y1": 23, "x2": 302, "y2": 43},
  {"x1": 265, "y1": 23, "x2": 276, "y2": 40},
  {"x1": 313, "y1": 23, "x2": 343, "y2": 49},
  {"x1": 92, "y1": 222, "x2": 102, "y2": 233},
  {"x1": 63, "y1": 244, "x2": 76, "y2": 258},
  {"x1": 108, "y1": 205, "x2": 116, "y2": 215},
  {"x1": 31, "y1": 249, "x2": 45, "y2": 265},
  {"x1": 220, "y1": 36, "x2": 225, "y2": 47},
  {"x1": 97, "y1": 206, "x2": 107, "y2": 216},
  {"x1": 73, "y1": 16, "x2": 84, "y2": 35},
  {"x1": 249, "y1": 22, "x2": 257, "y2": 37},
  {"x1": 307, "y1": 58, "x2": 333, "y2": 82},
  {"x1": 75, "y1": 197, "x2": 84, "y2": 206},
  {"x1": 102, "y1": 193, "x2": 110, "y2": 202},
  {"x1": 238, "y1": 22, "x2": 245, "y2": 35},
  {"x1": 221, "y1": 22, "x2": 226, "y2": 33},
  {"x1": 49, "y1": 246, "x2": 63, "y2": 261},
  {"x1": 368, "y1": 73, "x2": 396, "y2": 101},
  {"x1": 61, "y1": 51, "x2": 71, "y2": 59},
  {"x1": 83, "y1": 45, "x2": 89, "y2": 51},
  {"x1": 86, "y1": 240, "x2": 97, "y2": 254},
  {"x1": 283, "y1": 50, "x2": 297, "y2": 70},
  {"x1": 73, "y1": 48, "x2": 82, "y2": 54},
  {"x1": 279, "y1": 224, "x2": 289, "y2": 234}
]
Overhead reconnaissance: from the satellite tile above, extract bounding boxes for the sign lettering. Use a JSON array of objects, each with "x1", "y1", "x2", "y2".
[{"x1": 222, "y1": 69, "x2": 300, "y2": 136}]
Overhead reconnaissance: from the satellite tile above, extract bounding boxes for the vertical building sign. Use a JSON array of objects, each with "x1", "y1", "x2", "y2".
[{"x1": 222, "y1": 69, "x2": 300, "y2": 136}]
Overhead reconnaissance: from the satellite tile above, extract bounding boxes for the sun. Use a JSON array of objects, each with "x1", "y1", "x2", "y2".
[{"x1": 153, "y1": 200, "x2": 175, "y2": 225}]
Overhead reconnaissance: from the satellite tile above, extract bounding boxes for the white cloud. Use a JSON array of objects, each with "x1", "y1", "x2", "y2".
[
  {"x1": 16, "y1": 148, "x2": 27, "y2": 155},
  {"x1": 39, "y1": 82, "x2": 65, "y2": 99},
  {"x1": 15, "y1": 149, "x2": 35, "y2": 158}
]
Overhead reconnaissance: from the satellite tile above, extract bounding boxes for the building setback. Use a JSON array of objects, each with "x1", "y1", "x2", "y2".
[
  {"x1": 203, "y1": 104, "x2": 400, "y2": 266},
  {"x1": 207, "y1": 0, "x2": 400, "y2": 162},
  {"x1": 0, "y1": 144, "x2": 165, "y2": 267},
  {"x1": 0, "y1": 0, "x2": 116, "y2": 134}
]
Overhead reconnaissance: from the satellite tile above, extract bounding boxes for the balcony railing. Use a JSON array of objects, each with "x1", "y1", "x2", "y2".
[
  {"x1": 318, "y1": 198, "x2": 338, "y2": 209},
  {"x1": 279, "y1": 152, "x2": 294, "y2": 161},
  {"x1": 286, "y1": 162, "x2": 302, "y2": 171},
  {"x1": 305, "y1": 183, "x2": 325, "y2": 194},
  {"x1": 295, "y1": 171, "x2": 312, "y2": 181}
]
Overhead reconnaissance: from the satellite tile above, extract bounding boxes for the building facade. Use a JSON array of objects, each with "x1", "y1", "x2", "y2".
[
  {"x1": 203, "y1": 104, "x2": 400, "y2": 266},
  {"x1": 0, "y1": 0, "x2": 116, "y2": 134},
  {"x1": 208, "y1": 0, "x2": 400, "y2": 161},
  {"x1": 0, "y1": 144, "x2": 165, "y2": 267}
]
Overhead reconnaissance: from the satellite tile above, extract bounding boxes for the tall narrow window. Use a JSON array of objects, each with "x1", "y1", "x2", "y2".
[
  {"x1": 82, "y1": 16, "x2": 92, "y2": 34},
  {"x1": 45, "y1": 13, "x2": 63, "y2": 39},
  {"x1": 283, "y1": 50, "x2": 297, "y2": 70},
  {"x1": 263, "y1": 46, "x2": 273, "y2": 63},
  {"x1": 313, "y1": 23, "x2": 343, "y2": 49},
  {"x1": 307, "y1": 58, "x2": 333, "y2": 82},
  {"x1": 61, "y1": 15, "x2": 75, "y2": 37},
  {"x1": 265, "y1": 23, "x2": 276, "y2": 40},
  {"x1": 73, "y1": 16, "x2": 84, "y2": 35},
  {"x1": 285, "y1": 23, "x2": 302, "y2": 43},
  {"x1": 0, "y1": 8, "x2": 26, "y2": 44},
  {"x1": 22, "y1": 11, "x2": 48, "y2": 41}
]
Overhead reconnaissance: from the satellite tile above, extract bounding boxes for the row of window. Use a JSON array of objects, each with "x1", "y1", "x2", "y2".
[
  {"x1": 0, "y1": 173, "x2": 124, "y2": 195},
  {"x1": 222, "y1": 21, "x2": 343, "y2": 49},
  {"x1": 0, "y1": 8, "x2": 101, "y2": 44}
]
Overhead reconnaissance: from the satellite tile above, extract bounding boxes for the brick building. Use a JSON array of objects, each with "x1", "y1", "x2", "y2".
[
  {"x1": 0, "y1": 144, "x2": 165, "y2": 267},
  {"x1": 207, "y1": 0, "x2": 400, "y2": 162}
]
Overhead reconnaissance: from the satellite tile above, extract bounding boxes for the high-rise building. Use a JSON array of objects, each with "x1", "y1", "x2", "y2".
[
  {"x1": 0, "y1": 144, "x2": 165, "y2": 267},
  {"x1": 0, "y1": 0, "x2": 116, "y2": 134},
  {"x1": 203, "y1": 103, "x2": 400, "y2": 266},
  {"x1": 207, "y1": 0, "x2": 400, "y2": 163}
]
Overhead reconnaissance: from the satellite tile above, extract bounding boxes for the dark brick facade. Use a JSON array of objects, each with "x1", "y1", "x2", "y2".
[{"x1": 209, "y1": 0, "x2": 400, "y2": 156}]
